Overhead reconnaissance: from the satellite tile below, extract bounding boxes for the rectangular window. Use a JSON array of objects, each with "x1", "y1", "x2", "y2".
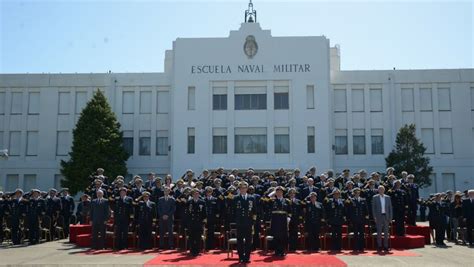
[
  {"x1": 11, "y1": 92, "x2": 23, "y2": 114},
  {"x1": 139, "y1": 130, "x2": 151, "y2": 155},
  {"x1": 56, "y1": 131, "x2": 69, "y2": 156},
  {"x1": 187, "y1": 127, "x2": 195, "y2": 154},
  {"x1": 157, "y1": 91, "x2": 169, "y2": 114},
  {"x1": 420, "y1": 88, "x2": 433, "y2": 111},
  {"x1": 139, "y1": 91, "x2": 152, "y2": 114},
  {"x1": 188, "y1": 86, "x2": 196, "y2": 110},
  {"x1": 274, "y1": 92, "x2": 289, "y2": 110},
  {"x1": 371, "y1": 129, "x2": 384, "y2": 154},
  {"x1": 212, "y1": 128, "x2": 227, "y2": 154},
  {"x1": 440, "y1": 128, "x2": 453, "y2": 154},
  {"x1": 54, "y1": 174, "x2": 64, "y2": 190},
  {"x1": 122, "y1": 91, "x2": 134, "y2": 114},
  {"x1": 352, "y1": 89, "x2": 364, "y2": 112},
  {"x1": 274, "y1": 127, "x2": 290, "y2": 153},
  {"x1": 9, "y1": 131, "x2": 21, "y2": 156},
  {"x1": 122, "y1": 131, "x2": 134, "y2": 156},
  {"x1": 0, "y1": 92, "x2": 5, "y2": 114},
  {"x1": 334, "y1": 129, "x2": 348, "y2": 155},
  {"x1": 6, "y1": 174, "x2": 19, "y2": 191},
  {"x1": 421, "y1": 128, "x2": 435, "y2": 154},
  {"x1": 213, "y1": 94, "x2": 227, "y2": 110},
  {"x1": 306, "y1": 85, "x2": 315, "y2": 109},
  {"x1": 370, "y1": 88, "x2": 383, "y2": 112},
  {"x1": 401, "y1": 88, "x2": 414, "y2": 111},
  {"x1": 307, "y1": 126, "x2": 315, "y2": 153},
  {"x1": 75, "y1": 91, "x2": 87, "y2": 114},
  {"x1": 438, "y1": 87, "x2": 451, "y2": 111},
  {"x1": 26, "y1": 131, "x2": 38, "y2": 156},
  {"x1": 58, "y1": 92, "x2": 70, "y2": 114},
  {"x1": 28, "y1": 92, "x2": 40, "y2": 114},
  {"x1": 353, "y1": 129, "x2": 366, "y2": 154},
  {"x1": 334, "y1": 89, "x2": 347, "y2": 112},
  {"x1": 156, "y1": 130, "x2": 168, "y2": 155},
  {"x1": 23, "y1": 174, "x2": 37, "y2": 191},
  {"x1": 235, "y1": 127, "x2": 267, "y2": 153},
  {"x1": 441, "y1": 173, "x2": 455, "y2": 192},
  {"x1": 235, "y1": 94, "x2": 267, "y2": 110}
]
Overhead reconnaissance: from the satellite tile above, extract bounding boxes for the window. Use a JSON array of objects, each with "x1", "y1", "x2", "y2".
[
  {"x1": 438, "y1": 87, "x2": 451, "y2": 111},
  {"x1": 26, "y1": 131, "x2": 38, "y2": 156},
  {"x1": 370, "y1": 88, "x2": 382, "y2": 112},
  {"x1": 187, "y1": 128, "x2": 195, "y2": 154},
  {"x1": 334, "y1": 89, "x2": 347, "y2": 112},
  {"x1": 353, "y1": 129, "x2": 366, "y2": 154},
  {"x1": 213, "y1": 94, "x2": 227, "y2": 110},
  {"x1": 139, "y1": 91, "x2": 152, "y2": 114},
  {"x1": 28, "y1": 92, "x2": 40, "y2": 114},
  {"x1": 401, "y1": 88, "x2": 414, "y2": 111},
  {"x1": 6, "y1": 174, "x2": 19, "y2": 191},
  {"x1": 9, "y1": 131, "x2": 21, "y2": 156},
  {"x1": 421, "y1": 128, "x2": 435, "y2": 154},
  {"x1": 235, "y1": 127, "x2": 267, "y2": 153},
  {"x1": 157, "y1": 91, "x2": 169, "y2": 114},
  {"x1": 139, "y1": 130, "x2": 151, "y2": 155},
  {"x1": 23, "y1": 174, "x2": 37, "y2": 191},
  {"x1": 440, "y1": 128, "x2": 453, "y2": 154},
  {"x1": 188, "y1": 86, "x2": 196, "y2": 110},
  {"x1": 274, "y1": 127, "x2": 290, "y2": 153},
  {"x1": 306, "y1": 85, "x2": 315, "y2": 109},
  {"x1": 351, "y1": 89, "x2": 364, "y2": 112},
  {"x1": 371, "y1": 129, "x2": 384, "y2": 154},
  {"x1": 212, "y1": 128, "x2": 227, "y2": 154},
  {"x1": 307, "y1": 126, "x2": 315, "y2": 153},
  {"x1": 75, "y1": 91, "x2": 87, "y2": 114},
  {"x1": 156, "y1": 130, "x2": 168, "y2": 155},
  {"x1": 0, "y1": 92, "x2": 5, "y2": 114},
  {"x1": 123, "y1": 131, "x2": 134, "y2": 156},
  {"x1": 334, "y1": 129, "x2": 348, "y2": 154},
  {"x1": 235, "y1": 94, "x2": 266, "y2": 110},
  {"x1": 122, "y1": 91, "x2": 134, "y2": 114},
  {"x1": 56, "y1": 131, "x2": 69, "y2": 156},
  {"x1": 274, "y1": 93, "x2": 289, "y2": 110},
  {"x1": 441, "y1": 173, "x2": 455, "y2": 192},
  {"x1": 58, "y1": 92, "x2": 70, "y2": 114},
  {"x1": 11, "y1": 92, "x2": 23, "y2": 114},
  {"x1": 420, "y1": 88, "x2": 433, "y2": 111},
  {"x1": 54, "y1": 174, "x2": 64, "y2": 190}
]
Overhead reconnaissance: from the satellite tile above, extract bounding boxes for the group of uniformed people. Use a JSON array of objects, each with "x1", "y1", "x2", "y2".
[{"x1": 1, "y1": 166, "x2": 473, "y2": 263}]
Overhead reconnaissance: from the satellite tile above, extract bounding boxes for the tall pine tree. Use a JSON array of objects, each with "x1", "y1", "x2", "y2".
[
  {"x1": 385, "y1": 124, "x2": 433, "y2": 188},
  {"x1": 60, "y1": 90, "x2": 129, "y2": 195}
]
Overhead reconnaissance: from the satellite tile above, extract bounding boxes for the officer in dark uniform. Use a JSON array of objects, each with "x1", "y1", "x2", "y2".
[
  {"x1": 45, "y1": 188, "x2": 62, "y2": 239},
  {"x1": 287, "y1": 188, "x2": 302, "y2": 251},
  {"x1": 269, "y1": 186, "x2": 291, "y2": 256},
  {"x1": 204, "y1": 186, "x2": 220, "y2": 250},
  {"x1": 430, "y1": 193, "x2": 448, "y2": 246},
  {"x1": 305, "y1": 192, "x2": 325, "y2": 252},
  {"x1": 27, "y1": 189, "x2": 45, "y2": 245},
  {"x1": 151, "y1": 178, "x2": 164, "y2": 203},
  {"x1": 462, "y1": 190, "x2": 474, "y2": 247},
  {"x1": 234, "y1": 182, "x2": 257, "y2": 264},
  {"x1": 325, "y1": 189, "x2": 346, "y2": 252},
  {"x1": 114, "y1": 187, "x2": 133, "y2": 250},
  {"x1": 389, "y1": 180, "x2": 407, "y2": 236},
  {"x1": 187, "y1": 188, "x2": 206, "y2": 256},
  {"x1": 60, "y1": 188, "x2": 75, "y2": 238},
  {"x1": 0, "y1": 191, "x2": 9, "y2": 243},
  {"x1": 405, "y1": 175, "x2": 419, "y2": 226},
  {"x1": 11, "y1": 189, "x2": 28, "y2": 245},
  {"x1": 135, "y1": 191, "x2": 156, "y2": 250},
  {"x1": 348, "y1": 188, "x2": 368, "y2": 252}
]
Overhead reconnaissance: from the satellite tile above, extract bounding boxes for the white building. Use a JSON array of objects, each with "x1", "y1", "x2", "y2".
[{"x1": 0, "y1": 5, "x2": 473, "y2": 197}]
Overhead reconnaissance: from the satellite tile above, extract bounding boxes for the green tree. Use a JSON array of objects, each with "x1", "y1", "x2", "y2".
[
  {"x1": 60, "y1": 90, "x2": 129, "y2": 195},
  {"x1": 385, "y1": 124, "x2": 433, "y2": 188}
]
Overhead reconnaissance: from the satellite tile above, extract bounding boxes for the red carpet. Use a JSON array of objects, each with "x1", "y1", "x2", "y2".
[{"x1": 143, "y1": 251, "x2": 347, "y2": 266}]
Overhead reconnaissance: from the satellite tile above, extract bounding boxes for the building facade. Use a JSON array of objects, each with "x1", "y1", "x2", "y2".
[{"x1": 0, "y1": 20, "x2": 473, "y2": 197}]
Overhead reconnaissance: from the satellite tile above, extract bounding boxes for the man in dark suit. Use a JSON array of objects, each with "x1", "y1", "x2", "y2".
[
  {"x1": 60, "y1": 188, "x2": 75, "y2": 238},
  {"x1": 157, "y1": 186, "x2": 176, "y2": 249},
  {"x1": 114, "y1": 187, "x2": 133, "y2": 250},
  {"x1": 90, "y1": 189, "x2": 110, "y2": 250},
  {"x1": 234, "y1": 182, "x2": 257, "y2": 264},
  {"x1": 301, "y1": 178, "x2": 318, "y2": 199},
  {"x1": 11, "y1": 189, "x2": 27, "y2": 245},
  {"x1": 462, "y1": 190, "x2": 474, "y2": 247}
]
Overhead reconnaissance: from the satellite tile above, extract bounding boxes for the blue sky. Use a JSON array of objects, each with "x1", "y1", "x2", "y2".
[{"x1": 0, "y1": 0, "x2": 472, "y2": 73}]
